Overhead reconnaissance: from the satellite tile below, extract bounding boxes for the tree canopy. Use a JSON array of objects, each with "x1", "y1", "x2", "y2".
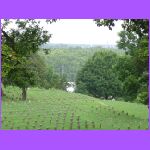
[
  {"x1": 2, "y1": 19, "x2": 57, "y2": 99},
  {"x1": 2, "y1": 19, "x2": 56, "y2": 78},
  {"x1": 94, "y1": 19, "x2": 148, "y2": 104},
  {"x1": 76, "y1": 51, "x2": 123, "y2": 99}
]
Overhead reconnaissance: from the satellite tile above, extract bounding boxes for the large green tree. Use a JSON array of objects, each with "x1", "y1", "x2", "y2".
[
  {"x1": 4, "y1": 54, "x2": 48, "y2": 100},
  {"x1": 2, "y1": 19, "x2": 56, "y2": 99},
  {"x1": 76, "y1": 51, "x2": 123, "y2": 99}
]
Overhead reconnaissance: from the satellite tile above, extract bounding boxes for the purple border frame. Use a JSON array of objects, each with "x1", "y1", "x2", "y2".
[
  {"x1": 0, "y1": 19, "x2": 1, "y2": 129},
  {"x1": 0, "y1": 0, "x2": 150, "y2": 149}
]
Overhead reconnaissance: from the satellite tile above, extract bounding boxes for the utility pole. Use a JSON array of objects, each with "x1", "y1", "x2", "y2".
[{"x1": 60, "y1": 64, "x2": 64, "y2": 77}]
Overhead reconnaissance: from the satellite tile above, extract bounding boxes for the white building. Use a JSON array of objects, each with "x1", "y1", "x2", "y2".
[{"x1": 66, "y1": 82, "x2": 76, "y2": 93}]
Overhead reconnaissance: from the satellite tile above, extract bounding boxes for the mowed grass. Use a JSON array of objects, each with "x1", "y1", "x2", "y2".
[
  {"x1": 101, "y1": 100, "x2": 148, "y2": 120},
  {"x1": 2, "y1": 86, "x2": 149, "y2": 130}
]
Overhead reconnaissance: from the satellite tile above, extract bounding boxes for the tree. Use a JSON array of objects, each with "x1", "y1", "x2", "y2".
[
  {"x1": 94, "y1": 19, "x2": 148, "y2": 38},
  {"x1": 117, "y1": 31, "x2": 139, "y2": 55},
  {"x1": 1, "y1": 44, "x2": 24, "y2": 96},
  {"x1": 117, "y1": 23, "x2": 148, "y2": 104},
  {"x1": 2, "y1": 19, "x2": 57, "y2": 56},
  {"x1": 2, "y1": 19, "x2": 56, "y2": 76},
  {"x1": 2, "y1": 19, "x2": 56, "y2": 99},
  {"x1": 76, "y1": 51, "x2": 123, "y2": 99},
  {"x1": 4, "y1": 54, "x2": 48, "y2": 100},
  {"x1": 45, "y1": 71, "x2": 67, "y2": 90},
  {"x1": 94, "y1": 19, "x2": 149, "y2": 104}
]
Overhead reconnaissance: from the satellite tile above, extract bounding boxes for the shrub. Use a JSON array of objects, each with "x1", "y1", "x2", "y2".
[{"x1": 136, "y1": 92, "x2": 148, "y2": 105}]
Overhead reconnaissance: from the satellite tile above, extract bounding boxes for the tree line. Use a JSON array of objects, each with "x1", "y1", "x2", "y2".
[{"x1": 39, "y1": 46, "x2": 123, "y2": 82}]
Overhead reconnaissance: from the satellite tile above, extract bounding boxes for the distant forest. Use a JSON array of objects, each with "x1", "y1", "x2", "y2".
[{"x1": 39, "y1": 45, "x2": 124, "y2": 81}]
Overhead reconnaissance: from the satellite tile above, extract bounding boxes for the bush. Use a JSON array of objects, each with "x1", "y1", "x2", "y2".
[
  {"x1": 75, "y1": 81, "x2": 89, "y2": 95},
  {"x1": 136, "y1": 92, "x2": 148, "y2": 105}
]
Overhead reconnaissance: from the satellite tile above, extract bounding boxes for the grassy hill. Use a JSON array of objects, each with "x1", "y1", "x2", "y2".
[{"x1": 2, "y1": 86, "x2": 148, "y2": 130}]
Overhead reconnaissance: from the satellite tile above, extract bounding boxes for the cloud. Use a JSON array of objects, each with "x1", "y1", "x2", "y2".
[{"x1": 46, "y1": 19, "x2": 123, "y2": 45}]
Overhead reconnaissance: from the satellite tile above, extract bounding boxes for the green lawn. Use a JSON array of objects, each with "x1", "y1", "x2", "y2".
[
  {"x1": 101, "y1": 100, "x2": 148, "y2": 120},
  {"x1": 2, "y1": 86, "x2": 149, "y2": 130}
]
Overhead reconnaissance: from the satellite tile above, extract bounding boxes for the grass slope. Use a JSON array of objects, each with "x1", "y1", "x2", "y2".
[{"x1": 2, "y1": 86, "x2": 148, "y2": 130}]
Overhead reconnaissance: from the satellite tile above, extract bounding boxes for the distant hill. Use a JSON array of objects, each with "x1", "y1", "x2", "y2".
[{"x1": 41, "y1": 43, "x2": 117, "y2": 49}]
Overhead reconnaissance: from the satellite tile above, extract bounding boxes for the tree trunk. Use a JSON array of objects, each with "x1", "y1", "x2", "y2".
[
  {"x1": 22, "y1": 87, "x2": 27, "y2": 100},
  {"x1": 1, "y1": 88, "x2": 5, "y2": 97}
]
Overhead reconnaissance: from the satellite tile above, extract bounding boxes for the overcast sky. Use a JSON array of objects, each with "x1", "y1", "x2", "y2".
[
  {"x1": 44, "y1": 19, "x2": 123, "y2": 45},
  {"x1": 3, "y1": 19, "x2": 123, "y2": 45}
]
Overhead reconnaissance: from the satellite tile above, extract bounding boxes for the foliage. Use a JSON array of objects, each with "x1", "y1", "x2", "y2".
[
  {"x1": 2, "y1": 19, "x2": 56, "y2": 99},
  {"x1": 39, "y1": 46, "x2": 124, "y2": 82},
  {"x1": 116, "y1": 29, "x2": 148, "y2": 104},
  {"x1": 2, "y1": 19, "x2": 55, "y2": 56},
  {"x1": 3, "y1": 54, "x2": 48, "y2": 100},
  {"x1": 3, "y1": 52, "x2": 67, "y2": 100},
  {"x1": 94, "y1": 19, "x2": 148, "y2": 38},
  {"x1": 94, "y1": 19, "x2": 149, "y2": 105},
  {"x1": 76, "y1": 51, "x2": 123, "y2": 99},
  {"x1": 117, "y1": 31, "x2": 139, "y2": 55},
  {"x1": 123, "y1": 75, "x2": 140, "y2": 100},
  {"x1": 136, "y1": 92, "x2": 148, "y2": 105},
  {"x1": 45, "y1": 68, "x2": 67, "y2": 90},
  {"x1": 2, "y1": 44, "x2": 21, "y2": 79}
]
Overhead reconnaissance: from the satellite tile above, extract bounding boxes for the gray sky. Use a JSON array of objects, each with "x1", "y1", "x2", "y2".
[
  {"x1": 45, "y1": 19, "x2": 123, "y2": 45},
  {"x1": 3, "y1": 19, "x2": 123, "y2": 45}
]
